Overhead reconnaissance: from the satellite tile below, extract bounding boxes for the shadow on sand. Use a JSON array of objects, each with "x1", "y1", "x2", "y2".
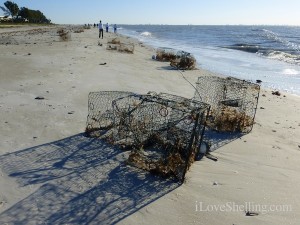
[
  {"x1": 203, "y1": 129, "x2": 243, "y2": 152},
  {"x1": 0, "y1": 133, "x2": 179, "y2": 225}
]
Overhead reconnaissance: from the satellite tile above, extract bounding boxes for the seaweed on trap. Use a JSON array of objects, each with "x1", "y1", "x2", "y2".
[
  {"x1": 86, "y1": 91, "x2": 210, "y2": 182},
  {"x1": 85, "y1": 77, "x2": 260, "y2": 181},
  {"x1": 155, "y1": 48, "x2": 196, "y2": 70},
  {"x1": 194, "y1": 76, "x2": 260, "y2": 151}
]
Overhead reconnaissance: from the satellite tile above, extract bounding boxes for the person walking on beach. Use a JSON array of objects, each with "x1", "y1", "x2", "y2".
[
  {"x1": 114, "y1": 24, "x2": 117, "y2": 33},
  {"x1": 99, "y1": 20, "x2": 104, "y2": 39},
  {"x1": 106, "y1": 23, "x2": 109, "y2": 32}
]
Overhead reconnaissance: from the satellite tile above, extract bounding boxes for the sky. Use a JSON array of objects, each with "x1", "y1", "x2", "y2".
[{"x1": 1, "y1": 0, "x2": 300, "y2": 25}]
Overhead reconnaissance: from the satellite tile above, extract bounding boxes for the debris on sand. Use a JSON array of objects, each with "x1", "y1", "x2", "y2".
[
  {"x1": 272, "y1": 90, "x2": 281, "y2": 96},
  {"x1": 57, "y1": 28, "x2": 71, "y2": 41},
  {"x1": 108, "y1": 38, "x2": 121, "y2": 45},
  {"x1": 245, "y1": 211, "x2": 260, "y2": 216},
  {"x1": 35, "y1": 96, "x2": 45, "y2": 100},
  {"x1": 106, "y1": 39, "x2": 134, "y2": 54}
]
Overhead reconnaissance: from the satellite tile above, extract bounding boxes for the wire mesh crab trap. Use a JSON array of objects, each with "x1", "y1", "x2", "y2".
[
  {"x1": 170, "y1": 51, "x2": 196, "y2": 70},
  {"x1": 85, "y1": 91, "x2": 210, "y2": 182},
  {"x1": 194, "y1": 76, "x2": 260, "y2": 133},
  {"x1": 155, "y1": 47, "x2": 177, "y2": 62},
  {"x1": 155, "y1": 48, "x2": 196, "y2": 70},
  {"x1": 113, "y1": 93, "x2": 210, "y2": 182}
]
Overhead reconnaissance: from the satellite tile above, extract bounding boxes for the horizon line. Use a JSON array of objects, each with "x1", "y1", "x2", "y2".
[{"x1": 56, "y1": 23, "x2": 300, "y2": 27}]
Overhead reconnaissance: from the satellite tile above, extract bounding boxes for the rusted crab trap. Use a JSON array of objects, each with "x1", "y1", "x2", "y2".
[
  {"x1": 155, "y1": 48, "x2": 196, "y2": 70},
  {"x1": 155, "y1": 47, "x2": 177, "y2": 62},
  {"x1": 194, "y1": 76, "x2": 260, "y2": 133},
  {"x1": 86, "y1": 91, "x2": 210, "y2": 182},
  {"x1": 170, "y1": 50, "x2": 196, "y2": 70}
]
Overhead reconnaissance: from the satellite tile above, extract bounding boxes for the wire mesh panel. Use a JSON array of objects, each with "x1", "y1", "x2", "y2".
[
  {"x1": 111, "y1": 93, "x2": 191, "y2": 147},
  {"x1": 86, "y1": 91, "x2": 134, "y2": 137},
  {"x1": 85, "y1": 91, "x2": 210, "y2": 182},
  {"x1": 109, "y1": 94, "x2": 147, "y2": 146},
  {"x1": 194, "y1": 76, "x2": 260, "y2": 133}
]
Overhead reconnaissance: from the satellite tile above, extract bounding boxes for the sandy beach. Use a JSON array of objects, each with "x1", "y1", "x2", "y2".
[{"x1": 0, "y1": 25, "x2": 300, "y2": 225}]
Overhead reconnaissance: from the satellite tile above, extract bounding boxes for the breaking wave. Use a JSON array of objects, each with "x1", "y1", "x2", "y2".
[
  {"x1": 117, "y1": 25, "x2": 300, "y2": 94},
  {"x1": 223, "y1": 44, "x2": 262, "y2": 53},
  {"x1": 223, "y1": 44, "x2": 300, "y2": 65},
  {"x1": 262, "y1": 29, "x2": 300, "y2": 52},
  {"x1": 259, "y1": 50, "x2": 300, "y2": 65},
  {"x1": 140, "y1": 31, "x2": 152, "y2": 37}
]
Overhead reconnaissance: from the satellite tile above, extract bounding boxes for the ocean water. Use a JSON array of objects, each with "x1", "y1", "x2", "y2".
[{"x1": 118, "y1": 25, "x2": 300, "y2": 96}]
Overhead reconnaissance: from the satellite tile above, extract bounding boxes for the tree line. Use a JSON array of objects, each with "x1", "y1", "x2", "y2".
[{"x1": 0, "y1": 1, "x2": 51, "y2": 23}]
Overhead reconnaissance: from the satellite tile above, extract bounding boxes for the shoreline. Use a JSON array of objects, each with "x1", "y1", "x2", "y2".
[
  {"x1": 0, "y1": 25, "x2": 299, "y2": 224},
  {"x1": 118, "y1": 25, "x2": 300, "y2": 96}
]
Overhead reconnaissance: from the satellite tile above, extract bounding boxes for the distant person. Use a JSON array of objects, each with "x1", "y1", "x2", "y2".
[
  {"x1": 93, "y1": 23, "x2": 96, "y2": 28},
  {"x1": 114, "y1": 24, "x2": 117, "y2": 33},
  {"x1": 99, "y1": 20, "x2": 104, "y2": 39},
  {"x1": 106, "y1": 23, "x2": 109, "y2": 32}
]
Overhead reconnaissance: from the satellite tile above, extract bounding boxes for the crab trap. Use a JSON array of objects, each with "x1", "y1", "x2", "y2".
[
  {"x1": 155, "y1": 48, "x2": 196, "y2": 70},
  {"x1": 194, "y1": 76, "x2": 260, "y2": 133},
  {"x1": 155, "y1": 47, "x2": 177, "y2": 62},
  {"x1": 170, "y1": 50, "x2": 196, "y2": 70},
  {"x1": 86, "y1": 91, "x2": 210, "y2": 182}
]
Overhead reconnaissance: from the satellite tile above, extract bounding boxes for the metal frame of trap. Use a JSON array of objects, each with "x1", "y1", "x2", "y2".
[
  {"x1": 86, "y1": 91, "x2": 210, "y2": 182},
  {"x1": 194, "y1": 76, "x2": 260, "y2": 134},
  {"x1": 194, "y1": 76, "x2": 260, "y2": 151},
  {"x1": 155, "y1": 48, "x2": 196, "y2": 70}
]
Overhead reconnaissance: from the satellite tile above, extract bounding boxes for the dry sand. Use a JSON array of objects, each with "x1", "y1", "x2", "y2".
[{"x1": 0, "y1": 25, "x2": 299, "y2": 225}]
